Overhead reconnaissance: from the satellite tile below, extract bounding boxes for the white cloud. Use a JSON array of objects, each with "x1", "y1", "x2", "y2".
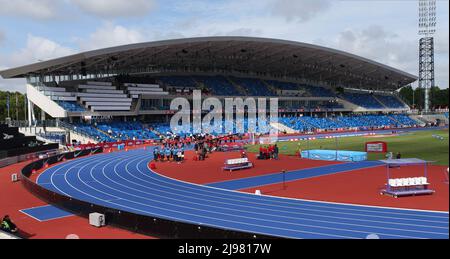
[
  {"x1": 0, "y1": 0, "x2": 62, "y2": 20},
  {"x1": 71, "y1": 0, "x2": 156, "y2": 18},
  {"x1": 328, "y1": 25, "x2": 449, "y2": 89},
  {"x1": 78, "y1": 23, "x2": 146, "y2": 51},
  {"x1": 270, "y1": 0, "x2": 332, "y2": 22},
  {"x1": 9, "y1": 35, "x2": 75, "y2": 67},
  {"x1": 333, "y1": 25, "x2": 417, "y2": 71},
  {"x1": 0, "y1": 35, "x2": 75, "y2": 92}
]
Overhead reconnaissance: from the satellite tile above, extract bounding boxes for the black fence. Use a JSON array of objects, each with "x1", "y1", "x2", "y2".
[{"x1": 20, "y1": 148, "x2": 275, "y2": 239}]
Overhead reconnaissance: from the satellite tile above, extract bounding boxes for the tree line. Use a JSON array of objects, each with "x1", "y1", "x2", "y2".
[
  {"x1": 0, "y1": 91, "x2": 27, "y2": 122},
  {"x1": 399, "y1": 86, "x2": 449, "y2": 110}
]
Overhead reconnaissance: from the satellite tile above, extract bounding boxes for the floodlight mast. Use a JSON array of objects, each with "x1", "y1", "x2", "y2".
[{"x1": 418, "y1": 0, "x2": 436, "y2": 113}]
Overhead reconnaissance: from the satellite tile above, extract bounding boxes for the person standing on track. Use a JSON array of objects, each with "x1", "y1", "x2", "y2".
[
  {"x1": 274, "y1": 144, "x2": 279, "y2": 160},
  {"x1": 165, "y1": 147, "x2": 171, "y2": 162},
  {"x1": 153, "y1": 147, "x2": 159, "y2": 162}
]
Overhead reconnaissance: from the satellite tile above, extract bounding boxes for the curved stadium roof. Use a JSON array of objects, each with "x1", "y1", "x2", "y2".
[{"x1": 0, "y1": 36, "x2": 417, "y2": 90}]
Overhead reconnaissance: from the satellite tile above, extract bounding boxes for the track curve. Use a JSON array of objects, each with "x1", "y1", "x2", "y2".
[{"x1": 36, "y1": 148, "x2": 449, "y2": 239}]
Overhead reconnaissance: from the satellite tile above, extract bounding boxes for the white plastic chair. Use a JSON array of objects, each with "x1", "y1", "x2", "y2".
[
  {"x1": 389, "y1": 179, "x2": 396, "y2": 187},
  {"x1": 401, "y1": 178, "x2": 409, "y2": 187}
]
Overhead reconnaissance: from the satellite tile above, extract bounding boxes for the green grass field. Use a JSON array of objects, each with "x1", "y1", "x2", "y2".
[{"x1": 246, "y1": 129, "x2": 449, "y2": 166}]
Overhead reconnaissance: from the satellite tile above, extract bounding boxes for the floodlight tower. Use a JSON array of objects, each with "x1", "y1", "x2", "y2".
[{"x1": 418, "y1": 0, "x2": 436, "y2": 113}]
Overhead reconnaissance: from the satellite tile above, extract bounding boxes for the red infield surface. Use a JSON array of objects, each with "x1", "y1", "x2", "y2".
[
  {"x1": 0, "y1": 152, "x2": 152, "y2": 239},
  {"x1": 241, "y1": 165, "x2": 449, "y2": 212}
]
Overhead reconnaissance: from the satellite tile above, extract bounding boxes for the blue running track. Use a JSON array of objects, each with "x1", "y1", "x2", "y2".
[
  {"x1": 207, "y1": 161, "x2": 384, "y2": 190},
  {"x1": 36, "y1": 149, "x2": 449, "y2": 239}
]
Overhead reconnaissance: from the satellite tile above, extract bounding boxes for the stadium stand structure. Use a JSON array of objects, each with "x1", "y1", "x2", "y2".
[
  {"x1": 78, "y1": 81, "x2": 132, "y2": 112},
  {"x1": 0, "y1": 36, "x2": 421, "y2": 140}
]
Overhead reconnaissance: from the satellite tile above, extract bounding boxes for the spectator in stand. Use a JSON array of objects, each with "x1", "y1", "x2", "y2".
[{"x1": 1, "y1": 215, "x2": 18, "y2": 234}]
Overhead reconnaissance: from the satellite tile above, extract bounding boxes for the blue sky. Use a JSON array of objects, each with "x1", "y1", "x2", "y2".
[{"x1": 0, "y1": 0, "x2": 448, "y2": 92}]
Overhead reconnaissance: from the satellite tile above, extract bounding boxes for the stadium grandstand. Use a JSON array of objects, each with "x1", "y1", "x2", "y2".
[{"x1": 0, "y1": 37, "x2": 426, "y2": 143}]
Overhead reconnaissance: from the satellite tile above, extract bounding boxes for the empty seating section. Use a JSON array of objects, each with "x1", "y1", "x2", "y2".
[
  {"x1": 375, "y1": 95, "x2": 406, "y2": 108},
  {"x1": 302, "y1": 85, "x2": 335, "y2": 97},
  {"x1": 57, "y1": 101, "x2": 86, "y2": 112},
  {"x1": 334, "y1": 116, "x2": 372, "y2": 128},
  {"x1": 39, "y1": 86, "x2": 84, "y2": 112},
  {"x1": 389, "y1": 114, "x2": 418, "y2": 127},
  {"x1": 279, "y1": 114, "x2": 417, "y2": 132},
  {"x1": 231, "y1": 77, "x2": 275, "y2": 96},
  {"x1": 158, "y1": 76, "x2": 197, "y2": 88},
  {"x1": 279, "y1": 117, "x2": 309, "y2": 132},
  {"x1": 40, "y1": 86, "x2": 77, "y2": 102},
  {"x1": 96, "y1": 121, "x2": 158, "y2": 140},
  {"x1": 67, "y1": 113, "x2": 418, "y2": 143},
  {"x1": 266, "y1": 80, "x2": 299, "y2": 90},
  {"x1": 124, "y1": 83, "x2": 169, "y2": 99},
  {"x1": 151, "y1": 118, "x2": 271, "y2": 137},
  {"x1": 302, "y1": 116, "x2": 342, "y2": 130},
  {"x1": 341, "y1": 92, "x2": 384, "y2": 109},
  {"x1": 324, "y1": 102, "x2": 344, "y2": 109},
  {"x1": 39, "y1": 81, "x2": 132, "y2": 112},
  {"x1": 151, "y1": 123, "x2": 173, "y2": 136},
  {"x1": 194, "y1": 76, "x2": 241, "y2": 96},
  {"x1": 78, "y1": 82, "x2": 131, "y2": 112},
  {"x1": 73, "y1": 123, "x2": 115, "y2": 142}
]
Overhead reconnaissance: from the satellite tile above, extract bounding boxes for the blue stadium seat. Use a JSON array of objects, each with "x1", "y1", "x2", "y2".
[
  {"x1": 278, "y1": 114, "x2": 417, "y2": 132},
  {"x1": 231, "y1": 77, "x2": 276, "y2": 96},
  {"x1": 341, "y1": 93, "x2": 384, "y2": 109},
  {"x1": 375, "y1": 95, "x2": 406, "y2": 109},
  {"x1": 57, "y1": 101, "x2": 86, "y2": 112},
  {"x1": 194, "y1": 76, "x2": 241, "y2": 96}
]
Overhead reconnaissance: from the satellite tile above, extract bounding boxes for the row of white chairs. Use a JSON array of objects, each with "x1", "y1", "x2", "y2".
[
  {"x1": 225, "y1": 158, "x2": 250, "y2": 165},
  {"x1": 388, "y1": 177, "x2": 429, "y2": 187}
]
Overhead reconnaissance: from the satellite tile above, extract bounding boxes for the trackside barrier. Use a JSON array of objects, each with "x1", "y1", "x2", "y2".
[
  {"x1": 67, "y1": 139, "x2": 154, "y2": 151},
  {"x1": 20, "y1": 148, "x2": 274, "y2": 239},
  {"x1": 0, "y1": 148, "x2": 59, "y2": 168}
]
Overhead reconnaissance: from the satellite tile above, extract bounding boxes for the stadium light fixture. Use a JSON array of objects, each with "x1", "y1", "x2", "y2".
[
  {"x1": 418, "y1": 0, "x2": 437, "y2": 36},
  {"x1": 418, "y1": 0, "x2": 436, "y2": 113}
]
